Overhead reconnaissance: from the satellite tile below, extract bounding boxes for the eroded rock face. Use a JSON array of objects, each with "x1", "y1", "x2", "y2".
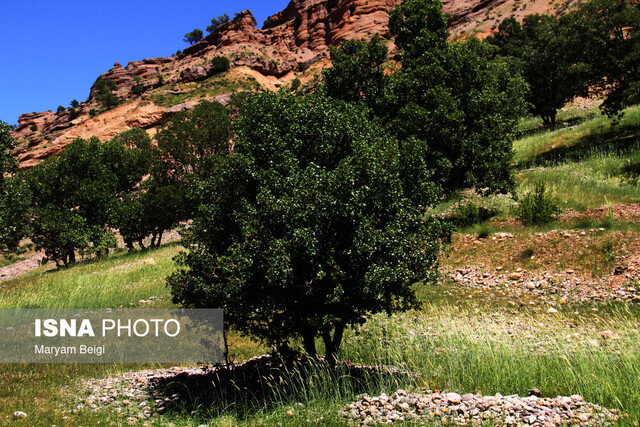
[{"x1": 12, "y1": 0, "x2": 577, "y2": 169}]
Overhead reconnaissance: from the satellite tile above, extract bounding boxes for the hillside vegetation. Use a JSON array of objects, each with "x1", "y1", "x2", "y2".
[{"x1": 1, "y1": 0, "x2": 639, "y2": 425}]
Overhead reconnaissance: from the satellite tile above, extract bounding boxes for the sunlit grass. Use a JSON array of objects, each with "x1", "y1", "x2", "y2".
[
  {"x1": 513, "y1": 104, "x2": 640, "y2": 167},
  {"x1": 517, "y1": 151, "x2": 640, "y2": 210},
  {"x1": 0, "y1": 244, "x2": 182, "y2": 309}
]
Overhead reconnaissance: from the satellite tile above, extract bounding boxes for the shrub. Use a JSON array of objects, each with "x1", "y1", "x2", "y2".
[
  {"x1": 132, "y1": 84, "x2": 144, "y2": 95},
  {"x1": 211, "y1": 56, "x2": 230, "y2": 74},
  {"x1": 516, "y1": 182, "x2": 561, "y2": 225},
  {"x1": 291, "y1": 77, "x2": 301, "y2": 92},
  {"x1": 92, "y1": 78, "x2": 119, "y2": 109},
  {"x1": 56, "y1": 105, "x2": 65, "y2": 114},
  {"x1": 29, "y1": 124, "x2": 37, "y2": 132},
  {"x1": 68, "y1": 109, "x2": 79, "y2": 120},
  {"x1": 70, "y1": 99, "x2": 80, "y2": 109},
  {"x1": 455, "y1": 201, "x2": 481, "y2": 227},
  {"x1": 89, "y1": 109, "x2": 98, "y2": 117}
]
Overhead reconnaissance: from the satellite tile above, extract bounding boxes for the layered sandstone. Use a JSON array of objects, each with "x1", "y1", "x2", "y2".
[{"x1": 12, "y1": 0, "x2": 580, "y2": 169}]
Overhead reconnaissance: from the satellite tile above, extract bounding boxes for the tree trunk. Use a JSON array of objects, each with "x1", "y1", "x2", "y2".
[
  {"x1": 68, "y1": 251, "x2": 76, "y2": 264},
  {"x1": 302, "y1": 327, "x2": 317, "y2": 359},
  {"x1": 322, "y1": 322, "x2": 345, "y2": 367},
  {"x1": 223, "y1": 329, "x2": 229, "y2": 364},
  {"x1": 138, "y1": 238, "x2": 146, "y2": 250},
  {"x1": 150, "y1": 233, "x2": 157, "y2": 247},
  {"x1": 156, "y1": 230, "x2": 164, "y2": 246}
]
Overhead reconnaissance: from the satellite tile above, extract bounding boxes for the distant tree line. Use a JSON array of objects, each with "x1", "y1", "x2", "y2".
[{"x1": 0, "y1": 102, "x2": 231, "y2": 266}]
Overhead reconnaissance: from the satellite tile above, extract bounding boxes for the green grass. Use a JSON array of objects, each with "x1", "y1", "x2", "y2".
[
  {"x1": 341, "y1": 300, "x2": 640, "y2": 422},
  {"x1": 0, "y1": 240, "x2": 639, "y2": 425},
  {"x1": 512, "y1": 104, "x2": 640, "y2": 210},
  {"x1": 517, "y1": 151, "x2": 640, "y2": 210},
  {"x1": 0, "y1": 244, "x2": 181, "y2": 309},
  {"x1": 149, "y1": 72, "x2": 263, "y2": 107},
  {"x1": 513, "y1": 104, "x2": 640, "y2": 167}
]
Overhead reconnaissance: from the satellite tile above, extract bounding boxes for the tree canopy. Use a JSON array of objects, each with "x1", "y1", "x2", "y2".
[
  {"x1": 486, "y1": 14, "x2": 592, "y2": 127},
  {"x1": 168, "y1": 93, "x2": 445, "y2": 364},
  {"x1": 184, "y1": 29, "x2": 204, "y2": 45},
  {"x1": 207, "y1": 14, "x2": 230, "y2": 33}
]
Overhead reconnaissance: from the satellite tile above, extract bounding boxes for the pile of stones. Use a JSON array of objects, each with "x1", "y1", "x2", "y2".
[{"x1": 342, "y1": 389, "x2": 620, "y2": 426}]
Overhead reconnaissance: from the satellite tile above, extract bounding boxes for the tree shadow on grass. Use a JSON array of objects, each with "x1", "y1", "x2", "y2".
[
  {"x1": 147, "y1": 354, "x2": 412, "y2": 418},
  {"x1": 518, "y1": 123, "x2": 640, "y2": 168}
]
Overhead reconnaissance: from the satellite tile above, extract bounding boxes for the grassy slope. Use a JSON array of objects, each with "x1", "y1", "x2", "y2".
[
  {"x1": 2, "y1": 102, "x2": 640, "y2": 425},
  {"x1": 515, "y1": 104, "x2": 640, "y2": 210}
]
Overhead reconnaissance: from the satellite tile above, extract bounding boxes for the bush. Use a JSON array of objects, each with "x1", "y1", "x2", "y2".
[
  {"x1": 89, "y1": 109, "x2": 98, "y2": 117},
  {"x1": 516, "y1": 182, "x2": 562, "y2": 225},
  {"x1": 92, "y1": 78, "x2": 119, "y2": 109},
  {"x1": 56, "y1": 105, "x2": 65, "y2": 114},
  {"x1": 455, "y1": 201, "x2": 482, "y2": 227},
  {"x1": 30, "y1": 124, "x2": 37, "y2": 132},
  {"x1": 132, "y1": 84, "x2": 144, "y2": 95},
  {"x1": 291, "y1": 78, "x2": 301, "y2": 92},
  {"x1": 211, "y1": 56, "x2": 230, "y2": 74},
  {"x1": 69, "y1": 109, "x2": 79, "y2": 120}
]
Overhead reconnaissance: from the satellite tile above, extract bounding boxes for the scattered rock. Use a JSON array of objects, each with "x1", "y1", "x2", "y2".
[
  {"x1": 342, "y1": 389, "x2": 618, "y2": 425},
  {"x1": 12, "y1": 411, "x2": 27, "y2": 419}
]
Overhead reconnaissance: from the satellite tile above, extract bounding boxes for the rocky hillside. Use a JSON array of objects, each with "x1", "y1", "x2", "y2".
[{"x1": 12, "y1": 0, "x2": 582, "y2": 169}]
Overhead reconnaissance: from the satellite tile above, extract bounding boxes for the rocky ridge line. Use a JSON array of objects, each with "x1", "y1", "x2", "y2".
[{"x1": 11, "y1": 0, "x2": 581, "y2": 169}]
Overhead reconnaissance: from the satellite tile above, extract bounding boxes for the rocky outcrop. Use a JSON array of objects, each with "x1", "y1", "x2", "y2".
[{"x1": 12, "y1": 0, "x2": 579, "y2": 169}]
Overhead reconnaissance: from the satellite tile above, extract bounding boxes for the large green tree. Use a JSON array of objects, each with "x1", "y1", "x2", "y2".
[
  {"x1": 153, "y1": 100, "x2": 232, "y2": 224},
  {"x1": 573, "y1": 0, "x2": 640, "y2": 117},
  {"x1": 486, "y1": 14, "x2": 592, "y2": 127},
  {"x1": 323, "y1": 36, "x2": 389, "y2": 112},
  {"x1": 385, "y1": 0, "x2": 528, "y2": 192},
  {"x1": 25, "y1": 131, "x2": 152, "y2": 265},
  {"x1": 168, "y1": 93, "x2": 445, "y2": 364},
  {"x1": 0, "y1": 122, "x2": 31, "y2": 253}
]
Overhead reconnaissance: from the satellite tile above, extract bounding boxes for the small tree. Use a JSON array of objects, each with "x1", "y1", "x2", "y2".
[
  {"x1": 168, "y1": 93, "x2": 445, "y2": 364},
  {"x1": 290, "y1": 78, "x2": 301, "y2": 92},
  {"x1": 56, "y1": 105, "x2": 66, "y2": 114},
  {"x1": 206, "y1": 14, "x2": 230, "y2": 33},
  {"x1": 92, "y1": 78, "x2": 119, "y2": 109},
  {"x1": 132, "y1": 76, "x2": 144, "y2": 95},
  {"x1": 70, "y1": 99, "x2": 80, "y2": 108},
  {"x1": 183, "y1": 29, "x2": 203, "y2": 45}
]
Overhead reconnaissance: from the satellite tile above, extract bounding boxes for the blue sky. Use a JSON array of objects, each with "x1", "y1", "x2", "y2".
[{"x1": 0, "y1": 0, "x2": 290, "y2": 126}]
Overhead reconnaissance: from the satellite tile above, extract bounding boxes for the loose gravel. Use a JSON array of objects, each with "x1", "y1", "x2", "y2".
[{"x1": 342, "y1": 389, "x2": 619, "y2": 426}]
